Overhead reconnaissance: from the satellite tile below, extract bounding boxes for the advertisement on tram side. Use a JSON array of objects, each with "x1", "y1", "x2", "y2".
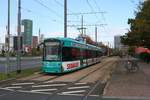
[{"x1": 62, "y1": 61, "x2": 80, "y2": 71}]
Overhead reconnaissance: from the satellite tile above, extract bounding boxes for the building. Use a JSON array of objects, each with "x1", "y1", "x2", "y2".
[
  {"x1": 13, "y1": 36, "x2": 23, "y2": 51},
  {"x1": 114, "y1": 35, "x2": 128, "y2": 54},
  {"x1": 5, "y1": 35, "x2": 23, "y2": 52},
  {"x1": 21, "y1": 19, "x2": 33, "y2": 46},
  {"x1": 0, "y1": 43, "x2": 5, "y2": 54},
  {"x1": 5, "y1": 34, "x2": 14, "y2": 51},
  {"x1": 39, "y1": 34, "x2": 44, "y2": 44},
  {"x1": 32, "y1": 36, "x2": 38, "y2": 48},
  {"x1": 114, "y1": 35, "x2": 122, "y2": 50}
]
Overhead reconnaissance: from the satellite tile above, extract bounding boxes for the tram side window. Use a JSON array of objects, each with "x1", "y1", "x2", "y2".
[
  {"x1": 62, "y1": 47, "x2": 80, "y2": 61},
  {"x1": 93, "y1": 50, "x2": 97, "y2": 58},
  {"x1": 96, "y1": 51, "x2": 98, "y2": 57},
  {"x1": 82, "y1": 49, "x2": 86, "y2": 59},
  {"x1": 86, "y1": 50, "x2": 91, "y2": 59},
  {"x1": 91, "y1": 50, "x2": 94, "y2": 58}
]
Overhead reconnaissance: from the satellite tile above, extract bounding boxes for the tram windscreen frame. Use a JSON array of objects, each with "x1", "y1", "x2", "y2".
[{"x1": 44, "y1": 41, "x2": 61, "y2": 61}]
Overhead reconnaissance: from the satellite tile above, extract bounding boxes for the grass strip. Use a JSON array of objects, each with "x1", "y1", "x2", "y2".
[{"x1": 0, "y1": 67, "x2": 41, "y2": 81}]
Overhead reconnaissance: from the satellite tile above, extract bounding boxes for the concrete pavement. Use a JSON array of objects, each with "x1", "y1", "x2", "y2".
[{"x1": 103, "y1": 59, "x2": 150, "y2": 98}]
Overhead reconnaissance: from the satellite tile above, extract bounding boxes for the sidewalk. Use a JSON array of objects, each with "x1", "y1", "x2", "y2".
[{"x1": 103, "y1": 59, "x2": 150, "y2": 97}]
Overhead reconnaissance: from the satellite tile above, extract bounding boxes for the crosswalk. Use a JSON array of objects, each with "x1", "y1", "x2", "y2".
[{"x1": 0, "y1": 81, "x2": 101, "y2": 96}]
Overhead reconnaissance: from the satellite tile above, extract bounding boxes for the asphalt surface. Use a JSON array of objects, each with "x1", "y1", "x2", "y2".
[
  {"x1": 1, "y1": 57, "x2": 145, "y2": 100},
  {"x1": 0, "y1": 57, "x2": 42, "y2": 73},
  {"x1": 0, "y1": 91, "x2": 118, "y2": 100},
  {"x1": 0, "y1": 81, "x2": 116, "y2": 100}
]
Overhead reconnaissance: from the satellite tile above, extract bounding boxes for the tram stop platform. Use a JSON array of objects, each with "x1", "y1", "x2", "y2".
[{"x1": 103, "y1": 59, "x2": 150, "y2": 99}]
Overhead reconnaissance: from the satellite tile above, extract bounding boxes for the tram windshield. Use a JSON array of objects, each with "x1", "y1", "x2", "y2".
[{"x1": 44, "y1": 42, "x2": 60, "y2": 61}]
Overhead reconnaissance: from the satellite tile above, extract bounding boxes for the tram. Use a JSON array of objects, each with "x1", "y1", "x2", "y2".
[{"x1": 41, "y1": 38, "x2": 103, "y2": 73}]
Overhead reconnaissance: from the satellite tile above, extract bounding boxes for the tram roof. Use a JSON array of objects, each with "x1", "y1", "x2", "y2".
[{"x1": 44, "y1": 37, "x2": 102, "y2": 51}]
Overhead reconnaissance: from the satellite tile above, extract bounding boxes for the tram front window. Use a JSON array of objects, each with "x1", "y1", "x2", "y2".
[{"x1": 44, "y1": 42, "x2": 60, "y2": 61}]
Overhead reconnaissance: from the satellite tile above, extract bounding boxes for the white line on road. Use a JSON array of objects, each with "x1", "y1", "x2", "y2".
[
  {"x1": 61, "y1": 90, "x2": 86, "y2": 94},
  {"x1": 44, "y1": 81, "x2": 54, "y2": 83},
  {"x1": 0, "y1": 88, "x2": 14, "y2": 91},
  {"x1": 12, "y1": 82, "x2": 34, "y2": 86},
  {"x1": 58, "y1": 93, "x2": 99, "y2": 97},
  {"x1": 68, "y1": 86, "x2": 90, "y2": 89},
  {"x1": 31, "y1": 88, "x2": 57, "y2": 92},
  {"x1": 75, "y1": 83, "x2": 87, "y2": 85},
  {"x1": 18, "y1": 90, "x2": 52, "y2": 95},
  {"x1": 32, "y1": 84, "x2": 66, "y2": 88},
  {"x1": 5, "y1": 86, "x2": 22, "y2": 89},
  {"x1": 90, "y1": 95, "x2": 99, "y2": 97},
  {"x1": 58, "y1": 93, "x2": 84, "y2": 96}
]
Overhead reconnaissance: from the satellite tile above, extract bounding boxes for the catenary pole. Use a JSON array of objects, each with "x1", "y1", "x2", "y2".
[
  {"x1": 64, "y1": 0, "x2": 67, "y2": 38},
  {"x1": 6, "y1": 0, "x2": 10, "y2": 76},
  {"x1": 17, "y1": 0, "x2": 21, "y2": 74}
]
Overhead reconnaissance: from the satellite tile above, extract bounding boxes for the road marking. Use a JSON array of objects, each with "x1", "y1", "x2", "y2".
[
  {"x1": 44, "y1": 81, "x2": 54, "y2": 83},
  {"x1": 5, "y1": 86, "x2": 22, "y2": 89},
  {"x1": 18, "y1": 90, "x2": 52, "y2": 95},
  {"x1": 12, "y1": 82, "x2": 34, "y2": 86},
  {"x1": 90, "y1": 95, "x2": 99, "y2": 97},
  {"x1": 58, "y1": 93, "x2": 83, "y2": 96},
  {"x1": 31, "y1": 88, "x2": 57, "y2": 92},
  {"x1": 32, "y1": 84, "x2": 66, "y2": 88},
  {"x1": 62, "y1": 90, "x2": 86, "y2": 94},
  {"x1": 0, "y1": 88, "x2": 14, "y2": 91},
  {"x1": 75, "y1": 83, "x2": 87, "y2": 85},
  {"x1": 68, "y1": 86, "x2": 90, "y2": 89}
]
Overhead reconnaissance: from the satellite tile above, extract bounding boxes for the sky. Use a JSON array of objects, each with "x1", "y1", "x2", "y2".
[{"x1": 0, "y1": 0, "x2": 143, "y2": 47}]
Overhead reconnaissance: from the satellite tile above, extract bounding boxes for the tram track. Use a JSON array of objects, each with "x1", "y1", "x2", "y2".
[
  {"x1": 42, "y1": 58, "x2": 116, "y2": 100},
  {"x1": 0, "y1": 57, "x2": 117, "y2": 100},
  {"x1": 82, "y1": 62, "x2": 117, "y2": 100}
]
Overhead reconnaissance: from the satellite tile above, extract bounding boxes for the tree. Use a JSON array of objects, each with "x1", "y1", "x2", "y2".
[
  {"x1": 121, "y1": 0, "x2": 150, "y2": 49},
  {"x1": 76, "y1": 34, "x2": 95, "y2": 45}
]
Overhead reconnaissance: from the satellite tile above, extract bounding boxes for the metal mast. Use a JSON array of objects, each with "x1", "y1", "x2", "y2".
[
  {"x1": 64, "y1": 0, "x2": 67, "y2": 38},
  {"x1": 17, "y1": 0, "x2": 21, "y2": 74},
  {"x1": 6, "y1": 0, "x2": 10, "y2": 75}
]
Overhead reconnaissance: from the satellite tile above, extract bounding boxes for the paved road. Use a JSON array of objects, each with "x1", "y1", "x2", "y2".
[
  {"x1": 0, "y1": 57, "x2": 42, "y2": 73},
  {"x1": 1, "y1": 57, "x2": 147, "y2": 100},
  {"x1": 0, "y1": 90, "x2": 117, "y2": 100}
]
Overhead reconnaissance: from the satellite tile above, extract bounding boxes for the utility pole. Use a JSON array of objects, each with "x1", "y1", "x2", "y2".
[
  {"x1": 64, "y1": 0, "x2": 67, "y2": 38},
  {"x1": 17, "y1": 0, "x2": 21, "y2": 74},
  {"x1": 95, "y1": 25, "x2": 97, "y2": 43},
  {"x1": 38, "y1": 28, "x2": 41, "y2": 44},
  {"x1": 81, "y1": 15, "x2": 83, "y2": 35},
  {"x1": 77, "y1": 15, "x2": 86, "y2": 35},
  {"x1": 5, "y1": 0, "x2": 10, "y2": 76},
  {"x1": 107, "y1": 42, "x2": 110, "y2": 56}
]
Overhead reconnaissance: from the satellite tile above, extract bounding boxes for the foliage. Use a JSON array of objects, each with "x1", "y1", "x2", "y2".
[
  {"x1": 121, "y1": 0, "x2": 150, "y2": 49},
  {"x1": 77, "y1": 34, "x2": 94, "y2": 44},
  {"x1": 128, "y1": 46, "x2": 135, "y2": 56}
]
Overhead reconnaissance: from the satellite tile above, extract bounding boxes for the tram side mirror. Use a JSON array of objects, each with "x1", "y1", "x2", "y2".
[
  {"x1": 37, "y1": 46, "x2": 40, "y2": 51},
  {"x1": 37, "y1": 43, "x2": 43, "y2": 51}
]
